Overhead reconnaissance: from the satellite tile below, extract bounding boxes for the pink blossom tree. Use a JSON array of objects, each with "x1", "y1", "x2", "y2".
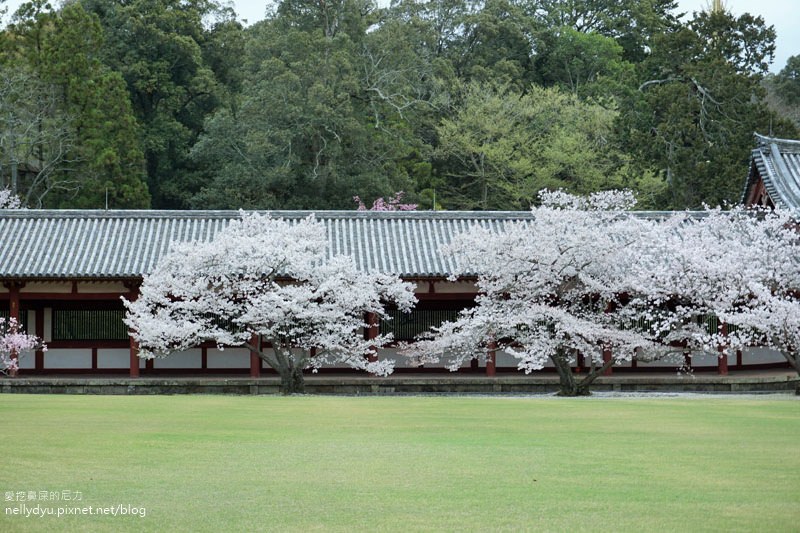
[
  {"x1": 639, "y1": 206, "x2": 800, "y2": 374},
  {"x1": 124, "y1": 213, "x2": 416, "y2": 393},
  {"x1": 0, "y1": 318, "x2": 45, "y2": 376},
  {"x1": 354, "y1": 191, "x2": 417, "y2": 211},
  {"x1": 405, "y1": 190, "x2": 800, "y2": 395},
  {"x1": 406, "y1": 190, "x2": 700, "y2": 395},
  {"x1": 0, "y1": 188, "x2": 22, "y2": 209}
]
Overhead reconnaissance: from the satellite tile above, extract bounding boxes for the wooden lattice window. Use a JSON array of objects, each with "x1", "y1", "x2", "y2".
[
  {"x1": 0, "y1": 308, "x2": 29, "y2": 327},
  {"x1": 52, "y1": 309, "x2": 128, "y2": 341},
  {"x1": 380, "y1": 308, "x2": 461, "y2": 342}
]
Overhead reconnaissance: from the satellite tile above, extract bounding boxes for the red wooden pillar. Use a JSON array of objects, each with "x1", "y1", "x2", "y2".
[
  {"x1": 600, "y1": 301, "x2": 613, "y2": 376},
  {"x1": 7, "y1": 282, "x2": 22, "y2": 371},
  {"x1": 129, "y1": 337, "x2": 140, "y2": 378},
  {"x1": 717, "y1": 322, "x2": 729, "y2": 376},
  {"x1": 249, "y1": 334, "x2": 261, "y2": 378},
  {"x1": 486, "y1": 340, "x2": 497, "y2": 377},
  {"x1": 575, "y1": 352, "x2": 585, "y2": 374},
  {"x1": 126, "y1": 284, "x2": 140, "y2": 378},
  {"x1": 8, "y1": 283, "x2": 20, "y2": 324},
  {"x1": 602, "y1": 347, "x2": 613, "y2": 376}
]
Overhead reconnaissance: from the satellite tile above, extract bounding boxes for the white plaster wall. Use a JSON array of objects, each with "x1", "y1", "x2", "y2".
[
  {"x1": 494, "y1": 350, "x2": 518, "y2": 368},
  {"x1": 631, "y1": 347, "x2": 685, "y2": 368},
  {"x1": 23, "y1": 282, "x2": 71, "y2": 293},
  {"x1": 429, "y1": 281, "x2": 478, "y2": 294},
  {"x1": 152, "y1": 349, "x2": 203, "y2": 369},
  {"x1": 741, "y1": 347, "x2": 787, "y2": 365},
  {"x1": 207, "y1": 347, "x2": 249, "y2": 368},
  {"x1": 45, "y1": 349, "x2": 92, "y2": 369},
  {"x1": 689, "y1": 350, "x2": 734, "y2": 367},
  {"x1": 378, "y1": 347, "x2": 425, "y2": 369},
  {"x1": 76, "y1": 282, "x2": 128, "y2": 293},
  {"x1": 635, "y1": 358, "x2": 686, "y2": 368},
  {"x1": 379, "y1": 347, "x2": 514, "y2": 370},
  {"x1": 97, "y1": 348, "x2": 131, "y2": 369},
  {"x1": 18, "y1": 352, "x2": 36, "y2": 369}
]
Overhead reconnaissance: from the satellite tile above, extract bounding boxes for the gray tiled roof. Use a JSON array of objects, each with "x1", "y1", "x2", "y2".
[
  {"x1": 744, "y1": 133, "x2": 800, "y2": 210},
  {"x1": 0, "y1": 210, "x2": 536, "y2": 279}
]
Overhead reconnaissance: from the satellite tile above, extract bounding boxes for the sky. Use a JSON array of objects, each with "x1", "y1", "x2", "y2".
[{"x1": 1, "y1": 0, "x2": 798, "y2": 72}]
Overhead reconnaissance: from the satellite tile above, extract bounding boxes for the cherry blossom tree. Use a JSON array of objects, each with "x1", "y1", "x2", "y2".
[
  {"x1": 407, "y1": 191, "x2": 800, "y2": 395},
  {"x1": 407, "y1": 190, "x2": 696, "y2": 396},
  {"x1": 0, "y1": 318, "x2": 45, "y2": 376},
  {"x1": 0, "y1": 188, "x2": 23, "y2": 209},
  {"x1": 123, "y1": 213, "x2": 416, "y2": 393},
  {"x1": 353, "y1": 191, "x2": 417, "y2": 211},
  {"x1": 642, "y1": 206, "x2": 800, "y2": 374}
]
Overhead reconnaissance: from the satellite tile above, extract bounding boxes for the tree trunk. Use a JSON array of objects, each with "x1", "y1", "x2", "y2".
[
  {"x1": 278, "y1": 365, "x2": 305, "y2": 395},
  {"x1": 551, "y1": 350, "x2": 592, "y2": 396},
  {"x1": 783, "y1": 349, "x2": 799, "y2": 375},
  {"x1": 11, "y1": 159, "x2": 18, "y2": 196},
  {"x1": 551, "y1": 348, "x2": 617, "y2": 396}
]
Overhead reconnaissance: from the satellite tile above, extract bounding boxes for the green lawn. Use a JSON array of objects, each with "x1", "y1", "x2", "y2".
[{"x1": 1, "y1": 395, "x2": 798, "y2": 532}]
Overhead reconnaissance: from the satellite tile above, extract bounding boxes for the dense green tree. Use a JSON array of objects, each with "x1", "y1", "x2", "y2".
[
  {"x1": 0, "y1": 66, "x2": 75, "y2": 207},
  {"x1": 522, "y1": 0, "x2": 680, "y2": 62},
  {"x1": 435, "y1": 83, "x2": 637, "y2": 210},
  {"x1": 0, "y1": 1, "x2": 149, "y2": 207},
  {"x1": 41, "y1": 4, "x2": 149, "y2": 208},
  {"x1": 385, "y1": 0, "x2": 473, "y2": 58},
  {"x1": 763, "y1": 55, "x2": 800, "y2": 130},
  {"x1": 79, "y1": 0, "x2": 239, "y2": 208},
  {"x1": 532, "y1": 26, "x2": 634, "y2": 99},
  {"x1": 617, "y1": 8, "x2": 796, "y2": 209},
  {"x1": 774, "y1": 55, "x2": 800, "y2": 104},
  {"x1": 1, "y1": 0, "x2": 791, "y2": 211},
  {"x1": 454, "y1": 0, "x2": 535, "y2": 89},
  {"x1": 191, "y1": 1, "x2": 438, "y2": 209}
]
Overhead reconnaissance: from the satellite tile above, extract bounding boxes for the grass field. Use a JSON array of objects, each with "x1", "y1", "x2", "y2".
[{"x1": 1, "y1": 394, "x2": 799, "y2": 532}]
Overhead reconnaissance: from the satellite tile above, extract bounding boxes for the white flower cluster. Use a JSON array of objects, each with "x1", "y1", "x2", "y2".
[
  {"x1": 0, "y1": 188, "x2": 22, "y2": 209},
  {"x1": 408, "y1": 193, "x2": 800, "y2": 376},
  {"x1": 124, "y1": 213, "x2": 416, "y2": 384},
  {"x1": 0, "y1": 318, "x2": 45, "y2": 375}
]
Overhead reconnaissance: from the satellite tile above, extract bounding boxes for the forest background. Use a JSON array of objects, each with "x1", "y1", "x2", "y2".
[{"x1": 1, "y1": 0, "x2": 799, "y2": 211}]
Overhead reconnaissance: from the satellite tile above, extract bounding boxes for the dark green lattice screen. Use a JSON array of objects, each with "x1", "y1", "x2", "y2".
[
  {"x1": 0, "y1": 309, "x2": 29, "y2": 328},
  {"x1": 380, "y1": 308, "x2": 461, "y2": 342},
  {"x1": 697, "y1": 314, "x2": 739, "y2": 335},
  {"x1": 624, "y1": 314, "x2": 739, "y2": 336},
  {"x1": 52, "y1": 309, "x2": 128, "y2": 341}
]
